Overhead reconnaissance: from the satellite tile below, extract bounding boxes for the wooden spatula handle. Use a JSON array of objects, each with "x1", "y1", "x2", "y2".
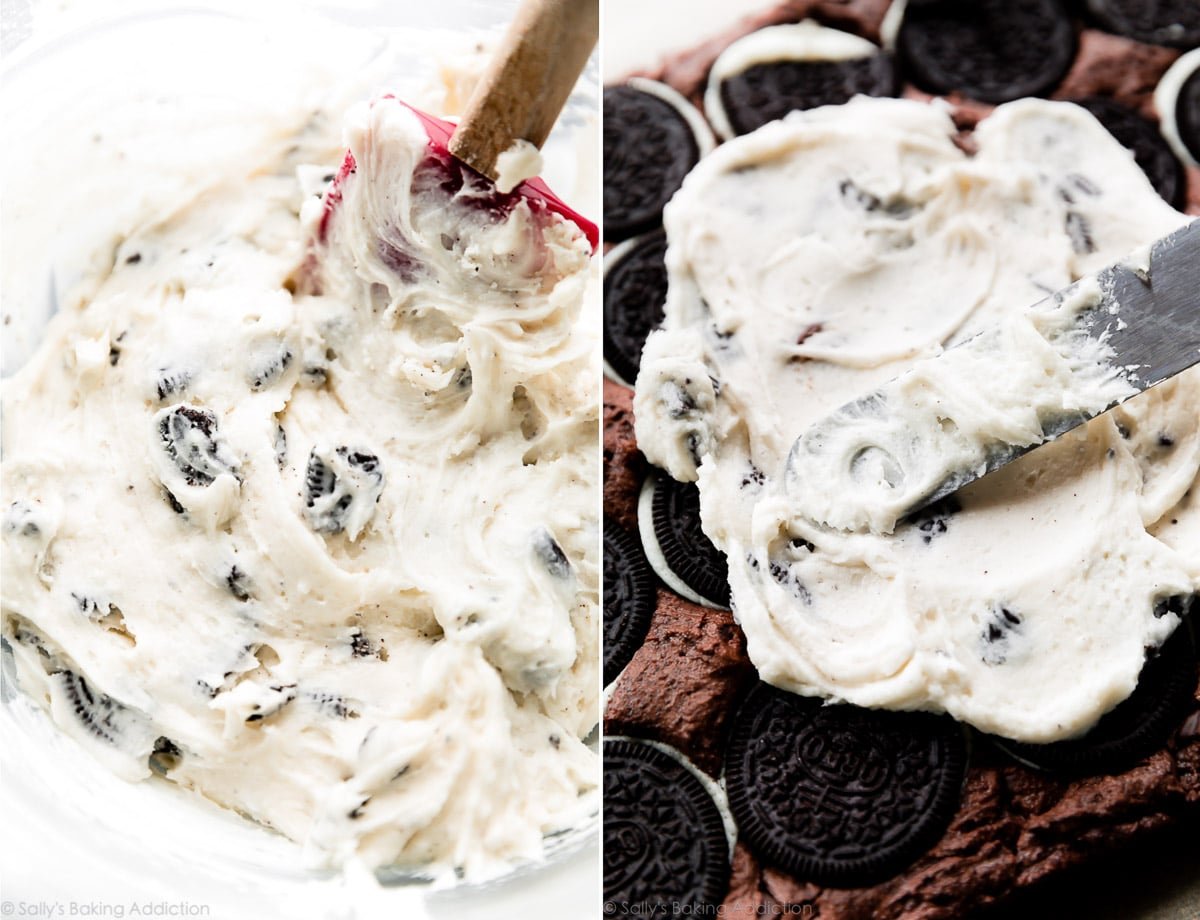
[{"x1": 449, "y1": 0, "x2": 598, "y2": 181}]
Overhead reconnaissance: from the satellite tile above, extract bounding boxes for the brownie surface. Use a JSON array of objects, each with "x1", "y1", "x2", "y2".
[
  {"x1": 602, "y1": 378, "x2": 644, "y2": 534},
  {"x1": 605, "y1": 588, "x2": 756, "y2": 777}
]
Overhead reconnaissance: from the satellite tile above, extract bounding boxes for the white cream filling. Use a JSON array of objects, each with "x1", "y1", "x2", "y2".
[
  {"x1": 494, "y1": 139, "x2": 544, "y2": 194},
  {"x1": 1155, "y1": 47, "x2": 1200, "y2": 168}
]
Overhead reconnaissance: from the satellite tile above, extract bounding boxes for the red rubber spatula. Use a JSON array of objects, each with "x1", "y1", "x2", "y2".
[
  {"x1": 317, "y1": 0, "x2": 598, "y2": 250},
  {"x1": 410, "y1": 0, "x2": 598, "y2": 250}
]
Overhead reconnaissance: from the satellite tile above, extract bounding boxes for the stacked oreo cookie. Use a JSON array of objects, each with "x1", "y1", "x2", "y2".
[{"x1": 603, "y1": 1, "x2": 1200, "y2": 917}]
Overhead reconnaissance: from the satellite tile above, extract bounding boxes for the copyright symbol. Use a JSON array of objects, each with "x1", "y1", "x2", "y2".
[
  {"x1": 603, "y1": 902, "x2": 616, "y2": 915},
  {"x1": 2, "y1": 901, "x2": 15, "y2": 916}
]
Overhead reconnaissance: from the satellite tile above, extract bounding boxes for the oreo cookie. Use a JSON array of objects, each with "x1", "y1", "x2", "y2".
[
  {"x1": 604, "y1": 81, "x2": 711, "y2": 243},
  {"x1": 643, "y1": 475, "x2": 731, "y2": 608},
  {"x1": 1075, "y1": 97, "x2": 1185, "y2": 207},
  {"x1": 603, "y1": 230, "x2": 668, "y2": 386},
  {"x1": 706, "y1": 24, "x2": 897, "y2": 140},
  {"x1": 604, "y1": 739, "x2": 730, "y2": 916},
  {"x1": 997, "y1": 618, "x2": 1197, "y2": 774},
  {"x1": 604, "y1": 520, "x2": 657, "y2": 685},
  {"x1": 1177, "y1": 61, "x2": 1200, "y2": 163},
  {"x1": 725, "y1": 683, "x2": 967, "y2": 886},
  {"x1": 898, "y1": 0, "x2": 1076, "y2": 104},
  {"x1": 1086, "y1": 0, "x2": 1200, "y2": 49}
]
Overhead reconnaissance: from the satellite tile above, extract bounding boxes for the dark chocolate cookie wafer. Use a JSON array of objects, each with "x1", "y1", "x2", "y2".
[
  {"x1": 725, "y1": 683, "x2": 968, "y2": 886},
  {"x1": 604, "y1": 739, "x2": 730, "y2": 916},
  {"x1": 718, "y1": 56, "x2": 897, "y2": 137},
  {"x1": 649, "y1": 476, "x2": 732, "y2": 608},
  {"x1": 1086, "y1": 0, "x2": 1200, "y2": 50},
  {"x1": 998, "y1": 617, "x2": 1197, "y2": 774},
  {"x1": 898, "y1": 0, "x2": 1076, "y2": 104},
  {"x1": 603, "y1": 229, "x2": 668, "y2": 386},
  {"x1": 604, "y1": 520, "x2": 657, "y2": 685},
  {"x1": 1177, "y1": 62, "x2": 1200, "y2": 162},
  {"x1": 604, "y1": 83, "x2": 705, "y2": 243},
  {"x1": 1075, "y1": 97, "x2": 1185, "y2": 207}
]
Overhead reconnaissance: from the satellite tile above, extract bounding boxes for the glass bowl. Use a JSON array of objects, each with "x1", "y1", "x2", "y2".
[{"x1": 0, "y1": 2, "x2": 599, "y2": 916}]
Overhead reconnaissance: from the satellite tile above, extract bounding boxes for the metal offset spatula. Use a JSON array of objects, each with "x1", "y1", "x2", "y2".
[{"x1": 785, "y1": 220, "x2": 1200, "y2": 534}]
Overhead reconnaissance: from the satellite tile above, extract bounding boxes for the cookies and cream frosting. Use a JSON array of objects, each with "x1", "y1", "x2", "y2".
[
  {"x1": 1, "y1": 97, "x2": 598, "y2": 879},
  {"x1": 635, "y1": 96, "x2": 1198, "y2": 743}
]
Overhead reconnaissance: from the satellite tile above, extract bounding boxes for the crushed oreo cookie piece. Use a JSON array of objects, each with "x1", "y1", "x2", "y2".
[
  {"x1": 303, "y1": 446, "x2": 384, "y2": 540},
  {"x1": 981, "y1": 604, "x2": 1024, "y2": 666},
  {"x1": 306, "y1": 690, "x2": 359, "y2": 719},
  {"x1": 51, "y1": 669, "x2": 154, "y2": 752},
  {"x1": 148, "y1": 736, "x2": 182, "y2": 775},
  {"x1": 245, "y1": 683, "x2": 298, "y2": 723},
  {"x1": 164, "y1": 489, "x2": 186, "y2": 515},
  {"x1": 156, "y1": 405, "x2": 239, "y2": 487},
  {"x1": 904, "y1": 495, "x2": 963, "y2": 544},
  {"x1": 3, "y1": 501, "x2": 46, "y2": 538},
  {"x1": 274, "y1": 423, "x2": 288, "y2": 468},
  {"x1": 1065, "y1": 209, "x2": 1097, "y2": 254},
  {"x1": 533, "y1": 529, "x2": 572, "y2": 579},
  {"x1": 155, "y1": 367, "x2": 192, "y2": 401},
  {"x1": 247, "y1": 345, "x2": 293, "y2": 391},
  {"x1": 225, "y1": 566, "x2": 252, "y2": 602}
]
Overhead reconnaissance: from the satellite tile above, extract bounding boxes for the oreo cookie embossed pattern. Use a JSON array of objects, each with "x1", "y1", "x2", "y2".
[
  {"x1": 649, "y1": 477, "x2": 731, "y2": 609},
  {"x1": 603, "y1": 230, "x2": 669, "y2": 387},
  {"x1": 898, "y1": 0, "x2": 1077, "y2": 102},
  {"x1": 725, "y1": 684, "x2": 967, "y2": 886},
  {"x1": 603, "y1": 84, "x2": 703, "y2": 241},
  {"x1": 603, "y1": 521, "x2": 657, "y2": 685},
  {"x1": 604, "y1": 740, "x2": 730, "y2": 916},
  {"x1": 718, "y1": 54, "x2": 897, "y2": 136}
]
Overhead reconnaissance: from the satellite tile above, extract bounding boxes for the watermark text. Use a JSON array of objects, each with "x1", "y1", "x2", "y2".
[{"x1": 2, "y1": 901, "x2": 211, "y2": 919}]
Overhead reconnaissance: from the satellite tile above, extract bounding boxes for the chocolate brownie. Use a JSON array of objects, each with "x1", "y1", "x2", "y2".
[{"x1": 603, "y1": 2, "x2": 1200, "y2": 917}]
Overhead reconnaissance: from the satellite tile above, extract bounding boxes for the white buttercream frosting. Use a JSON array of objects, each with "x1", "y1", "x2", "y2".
[
  {"x1": 1, "y1": 95, "x2": 598, "y2": 881},
  {"x1": 635, "y1": 96, "x2": 1199, "y2": 743},
  {"x1": 494, "y1": 139, "x2": 545, "y2": 193},
  {"x1": 785, "y1": 275, "x2": 1139, "y2": 535}
]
